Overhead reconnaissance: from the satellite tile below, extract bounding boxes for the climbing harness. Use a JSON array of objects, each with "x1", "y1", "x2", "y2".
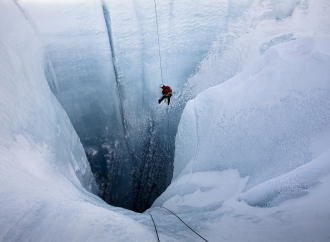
[
  {"x1": 150, "y1": 214, "x2": 160, "y2": 242},
  {"x1": 149, "y1": 207, "x2": 209, "y2": 242}
]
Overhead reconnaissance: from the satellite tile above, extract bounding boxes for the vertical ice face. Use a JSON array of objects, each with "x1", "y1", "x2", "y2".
[
  {"x1": 0, "y1": 0, "x2": 97, "y2": 201},
  {"x1": 101, "y1": 0, "x2": 236, "y2": 211},
  {"x1": 0, "y1": 4, "x2": 157, "y2": 240},
  {"x1": 15, "y1": 0, "x2": 136, "y2": 209}
]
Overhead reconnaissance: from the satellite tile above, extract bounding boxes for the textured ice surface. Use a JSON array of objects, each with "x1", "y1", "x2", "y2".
[
  {"x1": 185, "y1": 0, "x2": 330, "y2": 97},
  {"x1": 0, "y1": 1, "x2": 156, "y2": 241},
  {"x1": 0, "y1": 0, "x2": 97, "y2": 193},
  {"x1": 14, "y1": 0, "x2": 135, "y2": 208},
  {"x1": 150, "y1": 36, "x2": 330, "y2": 241},
  {"x1": 171, "y1": 36, "x2": 330, "y2": 183},
  {"x1": 240, "y1": 149, "x2": 330, "y2": 207}
]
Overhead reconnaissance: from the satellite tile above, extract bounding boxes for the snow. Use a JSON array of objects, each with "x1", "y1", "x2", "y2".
[
  {"x1": 0, "y1": 0, "x2": 96, "y2": 192},
  {"x1": 0, "y1": 1, "x2": 155, "y2": 241},
  {"x1": 0, "y1": 136, "x2": 153, "y2": 241},
  {"x1": 1, "y1": 0, "x2": 330, "y2": 241},
  {"x1": 151, "y1": 36, "x2": 330, "y2": 241},
  {"x1": 240, "y1": 148, "x2": 330, "y2": 208},
  {"x1": 162, "y1": 170, "x2": 248, "y2": 210},
  {"x1": 169, "y1": 35, "x2": 330, "y2": 184},
  {"x1": 186, "y1": 0, "x2": 330, "y2": 97}
]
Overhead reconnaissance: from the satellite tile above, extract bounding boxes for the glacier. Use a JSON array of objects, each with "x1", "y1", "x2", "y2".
[
  {"x1": 1, "y1": 0, "x2": 330, "y2": 241},
  {"x1": 11, "y1": 0, "x2": 330, "y2": 212},
  {"x1": 12, "y1": 0, "x2": 233, "y2": 211},
  {"x1": 0, "y1": 1, "x2": 157, "y2": 241},
  {"x1": 153, "y1": 35, "x2": 330, "y2": 205}
]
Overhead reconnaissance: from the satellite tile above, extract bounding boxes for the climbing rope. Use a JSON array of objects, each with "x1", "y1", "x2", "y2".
[
  {"x1": 151, "y1": 3, "x2": 205, "y2": 241},
  {"x1": 161, "y1": 207, "x2": 209, "y2": 242},
  {"x1": 166, "y1": 107, "x2": 170, "y2": 151},
  {"x1": 150, "y1": 214, "x2": 160, "y2": 242},
  {"x1": 153, "y1": 0, "x2": 171, "y2": 154},
  {"x1": 153, "y1": 0, "x2": 164, "y2": 84}
]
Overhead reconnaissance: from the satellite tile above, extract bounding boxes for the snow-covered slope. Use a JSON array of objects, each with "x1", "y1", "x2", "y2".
[{"x1": 151, "y1": 36, "x2": 330, "y2": 241}]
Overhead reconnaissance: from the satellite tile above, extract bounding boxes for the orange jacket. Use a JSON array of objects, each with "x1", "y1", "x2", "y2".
[{"x1": 162, "y1": 86, "x2": 172, "y2": 97}]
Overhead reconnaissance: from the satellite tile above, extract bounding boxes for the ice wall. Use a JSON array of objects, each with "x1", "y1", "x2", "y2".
[
  {"x1": 102, "y1": 0, "x2": 227, "y2": 211},
  {"x1": 153, "y1": 35, "x2": 330, "y2": 212},
  {"x1": 14, "y1": 0, "x2": 137, "y2": 209},
  {"x1": 0, "y1": 1, "x2": 159, "y2": 241},
  {"x1": 150, "y1": 36, "x2": 330, "y2": 241},
  {"x1": 0, "y1": 0, "x2": 97, "y2": 195}
]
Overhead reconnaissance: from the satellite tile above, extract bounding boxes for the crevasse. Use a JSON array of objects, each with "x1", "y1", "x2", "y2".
[{"x1": 1, "y1": 0, "x2": 330, "y2": 241}]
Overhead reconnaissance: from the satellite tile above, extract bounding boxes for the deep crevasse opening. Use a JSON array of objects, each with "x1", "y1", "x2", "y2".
[
  {"x1": 1, "y1": 0, "x2": 330, "y2": 241},
  {"x1": 9, "y1": 0, "x2": 330, "y2": 213},
  {"x1": 14, "y1": 0, "x2": 225, "y2": 212}
]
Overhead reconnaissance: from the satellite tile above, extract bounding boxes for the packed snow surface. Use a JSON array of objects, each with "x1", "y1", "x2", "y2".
[{"x1": 151, "y1": 36, "x2": 330, "y2": 241}]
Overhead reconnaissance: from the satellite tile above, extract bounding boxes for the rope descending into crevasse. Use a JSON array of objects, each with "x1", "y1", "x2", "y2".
[
  {"x1": 166, "y1": 107, "x2": 170, "y2": 151},
  {"x1": 149, "y1": 207, "x2": 209, "y2": 242},
  {"x1": 153, "y1": 0, "x2": 164, "y2": 84},
  {"x1": 150, "y1": 214, "x2": 160, "y2": 242},
  {"x1": 161, "y1": 207, "x2": 209, "y2": 242},
  {"x1": 153, "y1": 0, "x2": 170, "y2": 153}
]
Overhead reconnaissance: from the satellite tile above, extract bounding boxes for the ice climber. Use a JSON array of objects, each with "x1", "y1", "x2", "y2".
[{"x1": 158, "y1": 84, "x2": 172, "y2": 105}]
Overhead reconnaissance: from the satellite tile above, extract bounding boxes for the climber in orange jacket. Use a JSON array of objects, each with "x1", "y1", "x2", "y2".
[{"x1": 158, "y1": 84, "x2": 172, "y2": 105}]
